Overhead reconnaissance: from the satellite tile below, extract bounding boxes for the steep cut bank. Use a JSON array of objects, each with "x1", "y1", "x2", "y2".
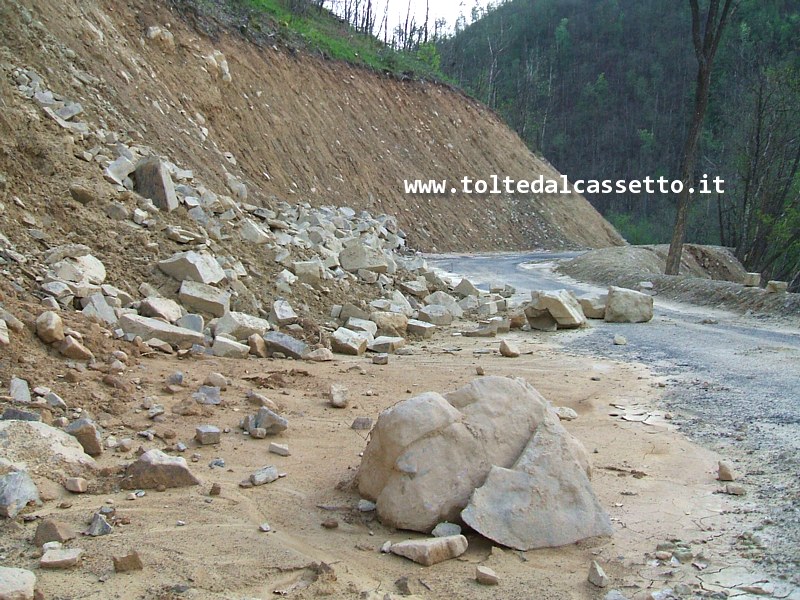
[{"x1": 0, "y1": 0, "x2": 621, "y2": 253}]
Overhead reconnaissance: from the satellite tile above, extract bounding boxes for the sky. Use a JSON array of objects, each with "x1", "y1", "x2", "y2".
[{"x1": 332, "y1": 0, "x2": 493, "y2": 37}]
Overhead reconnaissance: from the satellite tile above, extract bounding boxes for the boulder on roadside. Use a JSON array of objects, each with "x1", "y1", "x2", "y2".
[
  {"x1": 330, "y1": 327, "x2": 369, "y2": 356},
  {"x1": 263, "y1": 331, "x2": 310, "y2": 359},
  {"x1": 604, "y1": 286, "x2": 653, "y2": 323},
  {"x1": 529, "y1": 290, "x2": 586, "y2": 329},
  {"x1": 579, "y1": 295, "x2": 607, "y2": 320}
]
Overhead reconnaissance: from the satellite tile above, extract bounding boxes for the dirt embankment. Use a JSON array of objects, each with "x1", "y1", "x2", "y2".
[
  {"x1": 0, "y1": 0, "x2": 621, "y2": 256},
  {"x1": 558, "y1": 245, "x2": 800, "y2": 320}
]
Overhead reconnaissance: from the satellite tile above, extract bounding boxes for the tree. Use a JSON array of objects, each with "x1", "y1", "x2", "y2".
[{"x1": 665, "y1": 0, "x2": 737, "y2": 275}]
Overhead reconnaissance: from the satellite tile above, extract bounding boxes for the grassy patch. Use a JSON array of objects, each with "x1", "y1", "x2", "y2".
[{"x1": 244, "y1": 0, "x2": 445, "y2": 78}]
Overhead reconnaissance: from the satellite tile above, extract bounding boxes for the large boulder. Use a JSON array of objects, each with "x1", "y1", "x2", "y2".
[
  {"x1": 604, "y1": 286, "x2": 653, "y2": 323},
  {"x1": 179, "y1": 280, "x2": 230, "y2": 317},
  {"x1": 461, "y1": 417, "x2": 613, "y2": 550},
  {"x1": 423, "y1": 291, "x2": 463, "y2": 318},
  {"x1": 359, "y1": 377, "x2": 550, "y2": 532},
  {"x1": 357, "y1": 377, "x2": 610, "y2": 549},
  {"x1": 528, "y1": 290, "x2": 586, "y2": 329}
]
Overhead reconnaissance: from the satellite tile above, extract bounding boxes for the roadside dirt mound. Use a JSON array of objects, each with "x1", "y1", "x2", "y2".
[
  {"x1": 0, "y1": 0, "x2": 622, "y2": 259},
  {"x1": 558, "y1": 245, "x2": 800, "y2": 319}
]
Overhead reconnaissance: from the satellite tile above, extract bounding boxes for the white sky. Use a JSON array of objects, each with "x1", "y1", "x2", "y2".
[{"x1": 332, "y1": 0, "x2": 493, "y2": 37}]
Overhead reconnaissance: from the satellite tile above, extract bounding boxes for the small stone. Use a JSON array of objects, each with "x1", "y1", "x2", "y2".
[
  {"x1": 604, "y1": 592, "x2": 629, "y2": 600},
  {"x1": 192, "y1": 386, "x2": 221, "y2": 405},
  {"x1": 249, "y1": 466, "x2": 279, "y2": 486},
  {"x1": 113, "y1": 550, "x2": 143, "y2": 572},
  {"x1": 65, "y1": 418, "x2": 103, "y2": 456},
  {"x1": 259, "y1": 522, "x2": 272, "y2": 532},
  {"x1": 725, "y1": 483, "x2": 746, "y2": 496},
  {"x1": 351, "y1": 417, "x2": 373, "y2": 430},
  {"x1": 121, "y1": 449, "x2": 200, "y2": 489},
  {"x1": 475, "y1": 565, "x2": 499, "y2": 585},
  {"x1": 588, "y1": 560, "x2": 609, "y2": 587},
  {"x1": 35, "y1": 311, "x2": 65, "y2": 344},
  {"x1": 85, "y1": 512, "x2": 112, "y2": 536},
  {"x1": 613, "y1": 335, "x2": 627, "y2": 346},
  {"x1": 380, "y1": 540, "x2": 392, "y2": 553},
  {"x1": 431, "y1": 522, "x2": 461, "y2": 537},
  {"x1": 475, "y1": 366, "x2": 485, "y2": 376},
  {"x1": 672, "y1": 548, "x2": 693, "y2": 563},
  {"x1": 204, "y1": 372, "x2": 228, "y2": 389},
  {"x1": 358, "y1": 499, "x2": 376, "y2": 512},
  {"x1": 33, "y1": 519, "x2": 76, "y2": 547},
  {"x1": 554, "y1": 406, "x2": 578, "y2": 421},
  {"x1": 305, "y1": 348, "x2": 334, "y2": 362},
  {"x1": 718, "y1": 461, "x2": 736, "y2": 481},
  {"x1": 372, "y1": 353, "x2": 389, "y2": 365},
  {"x1": 268, "y1": 442, "x2": 290, "y2": 457},
  {"x1": 9, "y1": 377, "x2": 32, "y2": 403},
  {"x1": 328, "y1": 384, "x2": 348, "y2": 408},
  {"x1": 58, "y1": 336, "x2": 94, "y2": 361},
  {"x1": 194, "y1": 425, "x2": 221, "y2": 445},
  {"x1": 64, "y1": 477, "x2": 88, "y2": 493},
  {"x1": 499, "y1": 339, "x2": 520, "y2": 358},
  {"x1": 40, "y1": 548, "x2": 83, "y2": 569},
  {"x1": 390, "y1": 535, "x2": 468, "y2": 566},
  {"x1": 321, "y1": 518, "x2": 338, "y2": 529}
]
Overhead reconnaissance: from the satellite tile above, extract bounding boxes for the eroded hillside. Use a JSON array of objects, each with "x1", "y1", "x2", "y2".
[{"x1": 0, "y1": 0, "x2": 622, "y2": 256}]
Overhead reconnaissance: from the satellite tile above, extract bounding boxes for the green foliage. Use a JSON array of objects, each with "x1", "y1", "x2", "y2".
[
  {"x1": 416, "y1": 42, "x2": 441, "y2": 72},
  {"x1": 244, "y1": 0, "x2": 446, "y2": 78}
]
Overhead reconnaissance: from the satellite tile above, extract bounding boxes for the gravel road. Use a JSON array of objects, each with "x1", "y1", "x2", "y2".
[{"x1": 427, "y1": 252, "x2": 800, "y2": 589}]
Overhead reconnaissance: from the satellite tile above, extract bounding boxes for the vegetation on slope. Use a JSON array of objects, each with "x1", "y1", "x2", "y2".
[{"x1": 438, "y1": 0, "x2": 800, "y2": 288}]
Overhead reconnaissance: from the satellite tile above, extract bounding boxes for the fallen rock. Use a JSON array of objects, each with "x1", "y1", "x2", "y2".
[
  {"x1": 248, "y1": 333, "x2": 268, "y2": 358},
  {"x1": 135, "y1": 157, "x2": 178, "y2": 212},
  {"x1": 529, "y1": 290, "x2": 586, "y2": 329},
  {"x1": 588, "y1": 561, "x2": 610, "y2": 587},
  {"x1": 243, "y1": 407, "x2": 288, "y2": 436},
  {"x1": 269, "y1": 443, "x2": 290, "y2": 457},
  {"x1": 216, "y1": 311, "x2": 270, "y2": 340},
  {"x1": 113, "y1": 550, "x2": 144, "y2": 572},
  {"x1": 0, "y1": 471, "x2": 41, "y2": 518},
  {"x1": 119, "y1": 314, "x2": 204, "y2": 346},
  {"x1": 579, "y1": 295, "x2": 606, "y2": 319},
  {"x1": 178, "y1": 280, "x2": 230, "y2": 317},
  {"x1": 766, "y1": 280, "x2": 788, "y2": 293},
  {"x1": 455, "y1": 278, "x2": 481, "y2": 298},
  {"x1": 369, "y1": 311, "x2": 408, "y2": 335},
  {"x1": 58, "y1": 336, "x2": 94, "y2": 361},
  {"x1": 195, "y1": 425, "x2": 221, "y2": 445},
  {"x1": 263, "y1": 331, "x2": 310, "y2": 359},
  {"x1": 64, "y1": 477, "x2": 88, "y2": 493},
  {"x1": 604, "y1": 287, "x2": 653, "y2": 323},
  {"x1": 139, "y1": 297, "x2": 183, "y2": 323},
  {"x1": 158, "y1": 251, "x2": 225, "y2": 285},
  {"x1": 8, "y1": 378, "x2": 31, "y2": 403},
  {"x1": 250, "y1": 465, "x2": 279, "y2": 486},
  {"x1": 330, "y1": 327, "x2": 368, "y2": 356},
  {"x1": 64, "y1": 418, "x2": 103, "y2": 456},
  {"x1": 0, "y1": 566, "x2": 36, "y2": 599},
  {"x1": 359, "y1": 377, "x2": 604, "y2": 536},
  {"x1": 742, "y1": 273, "x2": 761, "y2": 287},
  {"x1": 418, "y1": 305, "x2": 452, "y2": 326},
  {"x1": 368, "y1": 336, "x2": 405, "y2": 353},
  {"x1": 423, "y1": 291, "x2": 463, "y2": 318},
  {"x1": 613, "y1": 335, "x2": 627, "y2": 346},
  {"x1": 554, "y1": 406, "x2": 578, "y2": 421},
  {"x1": 34, "y1": 519, "x2": 76, "y2": 547},
  {"x1": 524, "y1": 306, "x2": 558, "y2": 331},
  {"x1": 390, "y1": 535, "x2": 468, "y2": 566},
  {"x1": 35, "y1": 311, "x2": 64, "y2": 343},
  {"x1": 499, "y1": 339, "x2": 520, "y2": 358},
  {"x1": 406, "y1": 319, "x2": 435, "y2": 339},
  {"x1": 475, "y1": 565, "x2": 499, "y2": 586},
  {"x1": 40, "y1": 548, "x2": 83, "y2": 569},
  {"x1": 431, "y1": 522, "x2": 461, "y2": 537},
  {"x1": 339, "y1": 245, "x2": 388, "y2": 273},
  {"x1": 269, "y1": 299, "x2": 299, "y2": 326},
  {"x1": 85, "y1": 512, "x2": 112, "y2": 537},
  {"x1": 328, "y1": 384, "x2": 348, "y2": 408},
  {"x1": 121, "y1": 449, "x2": 200, "y2": 489},
  {"x1": 211, "y1": 336, "x2": 249, "y2": 358},
  {"x1": 461, "y1": 414, "x2": 612, "y2": 550},
  {"x1": 718, "y1": 461, "x2": 737, "y2": 481},
  {"x1": 305, "y1": 348, "x2": 334, "y2": 362}
]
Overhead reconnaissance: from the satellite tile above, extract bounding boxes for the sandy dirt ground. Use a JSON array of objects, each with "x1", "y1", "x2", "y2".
[{"x1": 2, "y1": 322, "x2": 781, "y2": 600}]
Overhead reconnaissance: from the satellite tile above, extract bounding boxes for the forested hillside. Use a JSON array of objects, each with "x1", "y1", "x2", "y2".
[{"x1": 438, "y1": 0, "x2": 800, "y2": 288}]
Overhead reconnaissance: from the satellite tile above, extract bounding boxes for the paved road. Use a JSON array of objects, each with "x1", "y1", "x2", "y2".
[{"x1": 427, "y1": 252, "x2": 800, "y2": 586}]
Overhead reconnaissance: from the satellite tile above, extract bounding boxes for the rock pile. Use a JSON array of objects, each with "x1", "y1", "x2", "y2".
[{"x1": 358, "y1": 377, "x2": 613, "y2": 549}]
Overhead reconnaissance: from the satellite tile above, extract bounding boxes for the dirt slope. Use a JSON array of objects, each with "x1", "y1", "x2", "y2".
[{"x1": 0, "y1": 0, "x2": 622, "y2": 255}]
